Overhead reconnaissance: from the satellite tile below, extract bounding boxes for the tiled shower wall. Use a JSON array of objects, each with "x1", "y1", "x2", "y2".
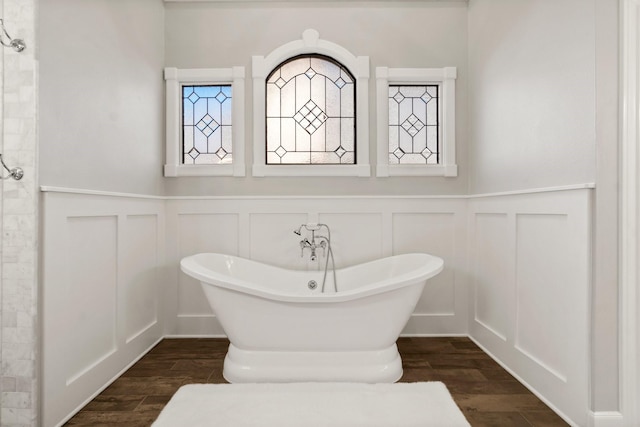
[{"x1": 0, "y1": 0, "x2": 38, "y2": 425}]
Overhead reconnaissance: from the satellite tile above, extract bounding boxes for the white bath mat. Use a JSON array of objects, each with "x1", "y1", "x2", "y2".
[{"x1": 152, "y1": 382, "x2": 470, "y2": 427}]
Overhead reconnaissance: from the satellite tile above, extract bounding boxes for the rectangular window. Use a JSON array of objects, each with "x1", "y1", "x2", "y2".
[
  {"x1": 388, "y1": 85, "x2": 439, "y2": 165},
  {"x1": 164, "y1": 67, "x2": 245, "y2": 177},
  {"x1": 182, "y1": 85, "x2": 232, "y2": 165},
  {"x1": 376, "y1": 67, "x2": 457, "y2": 177}
]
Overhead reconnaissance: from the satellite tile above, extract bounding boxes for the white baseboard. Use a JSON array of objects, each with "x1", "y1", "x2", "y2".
[{"x1": 588, "y1": 411, "x2": 624, "y2": 427}]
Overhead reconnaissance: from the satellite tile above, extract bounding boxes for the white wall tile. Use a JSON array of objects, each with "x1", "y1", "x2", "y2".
[{"x1": 1, "y1": 0, "x2": 38, "y2": 425}]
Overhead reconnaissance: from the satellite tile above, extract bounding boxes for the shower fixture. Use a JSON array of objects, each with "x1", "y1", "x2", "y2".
[
  {"x1": 0, "y1": 19, "x2": 27, "y2": 182},
  {"x1": 294, "y1": 223, "x2": 338, "y2": 292},
  {"x1": 0, "y1": 154, "x2": 23, "y2": 180},
  {"x1": 0, "y1": 19, "x2": 25, "y2": 52}
]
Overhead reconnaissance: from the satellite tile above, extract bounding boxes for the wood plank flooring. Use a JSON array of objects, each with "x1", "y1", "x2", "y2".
[{"x1": 64, "y1": 337, "x2": 568, "y2": 426}]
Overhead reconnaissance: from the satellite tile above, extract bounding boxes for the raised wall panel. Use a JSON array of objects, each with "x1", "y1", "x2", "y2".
[
  {"x1": 65, "y1": 216, "x2": 118, "y2": 384},
  {"x1": 392, "y1": 213, "x2": 456, "y2": 315},
  {"x1": 123, "y1": 214, "x2": 159, "y2": 343},
  {"x1": 177, "y1": 213, "x2": 239, "y2": 316},
  {"x1": 473, "y1": 213, "x2": 510, "y2": 341},
  {"x1": 250, "y1": 213, "x2": 308, "y2": 268},
  {"x1": 42, "y1": 187, "x2": 593, "y2": 426},
  {"x1": 515, "y1": 213, "x2": 570, "y2": 381},
  {"x1": 319, "y1": 213, "x2": 383, "y2": 268},
  {"x1": 42, "y1": 192, "x2": 166, "y2": 427},
  {"x1": 165, "y1": 197, "x2": 467, "y2": 337},
  {"x1": 468, "y1": 189, "x2": 591, "y2": 427}
]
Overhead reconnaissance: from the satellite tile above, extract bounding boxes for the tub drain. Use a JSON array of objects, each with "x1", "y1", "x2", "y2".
[{"x1": 308, "y1": 280, "x2": 317, "y2": 290}]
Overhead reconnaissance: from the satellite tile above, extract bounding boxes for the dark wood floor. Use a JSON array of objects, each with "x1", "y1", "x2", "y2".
[{"x1": 64, "y1": 337, "x2": 568, "y2": 426}]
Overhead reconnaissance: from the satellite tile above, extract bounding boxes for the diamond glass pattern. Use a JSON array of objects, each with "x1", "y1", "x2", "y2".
[
  {"x1": 388, "y1": 85, "x2": 439, "y2": 165},
  {"x1": 265, "y1": 54, "x2": 355, "y2": 164},
  {"x1": 294, "y1": 101, "x2": 328, "y2": 135},
  {"x1": 182, "y1": 85, "x2": 232, "y2": 165}
]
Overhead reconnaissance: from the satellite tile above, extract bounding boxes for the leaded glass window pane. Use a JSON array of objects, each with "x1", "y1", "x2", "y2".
[
  {"x1": 388, "y1": 85, "x2": 439, "y2": 165},
  {"x1": 266, "y1": 55, "x2": 355, "y2": 165},
  {"x1": 182, "y1": 85, "x2": 232, "y2": 165}
]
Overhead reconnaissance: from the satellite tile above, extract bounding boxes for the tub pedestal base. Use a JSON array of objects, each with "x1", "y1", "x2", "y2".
[{"x1": 223, "y1": 343, "x2": 403, "y2": 383}]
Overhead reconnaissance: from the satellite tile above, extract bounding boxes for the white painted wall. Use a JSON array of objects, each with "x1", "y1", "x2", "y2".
[
  {"x1": 467, "y1": 0, "x2": 596, "y2": 193},
  {"x1": 467, "y1": 0, "x2": 620, "y2": 415},
  {"x1": 163, "y1": 1, "x2": 469, "y2": 196},
  {"x1": 38, "y1": 0, "x2": 165, "y2": 195},
  {"x1": 35, "y1": 0, "x2": 623, "y2": 425}
]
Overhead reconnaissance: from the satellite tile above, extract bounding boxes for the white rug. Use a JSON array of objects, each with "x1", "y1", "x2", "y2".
[{"x1": 152, "y1": 382, "x2": 470, "y2": 427}]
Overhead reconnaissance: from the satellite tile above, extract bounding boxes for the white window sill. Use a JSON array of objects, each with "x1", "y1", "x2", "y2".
[
  {"x1": 377, "y1": 164, "x2": 458, "y2": 177},
  {"x1": 164, "y1": 164, "x2": 244, "y2": 177},
  {"x1": 253, "y1": 164, "x2": 371, "y2": 177}
]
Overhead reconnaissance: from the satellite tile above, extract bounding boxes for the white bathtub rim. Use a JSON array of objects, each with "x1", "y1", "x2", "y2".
[{"x1": 180, "y1": 252, "x2": 444, "y2": 303}]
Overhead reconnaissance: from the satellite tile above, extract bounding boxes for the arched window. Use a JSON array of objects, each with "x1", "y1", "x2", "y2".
[
  {"x1": 266, "y1": 54, "x2": 355, "y2": 165},
  {"x1": 252, "y1": 29, "x2": 370, "y2": 177}
]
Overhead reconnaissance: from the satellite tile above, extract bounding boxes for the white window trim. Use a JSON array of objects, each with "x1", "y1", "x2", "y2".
[
  {"x1": 252, "y1": 29, "x2": 370, "y2": 177},
  {"x1": 376, "y1": 66, "x2": 457, "y2": 177},
  {"x1": 164, "y1": 67, "x2": 246, "y2": 177}
]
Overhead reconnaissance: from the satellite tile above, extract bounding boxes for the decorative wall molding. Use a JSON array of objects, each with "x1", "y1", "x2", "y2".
[
  {"x1": 40, "y1": 183, "x2": 596, "y2": 200},
  {"x1": 41, "y1": 192, "x2": 166, "y2": 426},
  {"x1": 164, "y1": 0, "x2": 469, "y2": 3},
  {"x1": 619, "y1": 0, "x2": 640, "y2": 425},
  {"x1": 39, "y1": 184, "x2": 594, "y2": 425},
  {"x1": 468, "y1": 188, "x2": 592, "y2": 426},
  {"x1": 587, "y1": 411, "x2": 624, "y2": 427},
  {"x1": 40, "y1": 186, "x2": 165, "y2": 200},
  {"x1": 164, "y1": 196, "x2": 469, "y2": 337}
]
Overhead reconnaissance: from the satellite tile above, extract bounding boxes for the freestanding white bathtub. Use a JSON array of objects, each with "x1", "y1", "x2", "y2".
[{"x1": 180, "y1": 252, "x2": 444, "y2": 383}]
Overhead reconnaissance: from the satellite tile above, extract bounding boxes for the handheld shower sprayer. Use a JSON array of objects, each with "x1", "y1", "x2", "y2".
[{"x1": 293, "y1": 223, "x2": 321, "y2": 235}]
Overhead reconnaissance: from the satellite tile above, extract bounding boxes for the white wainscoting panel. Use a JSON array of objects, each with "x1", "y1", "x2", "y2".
[
  {"x1": 318, "y1": 212, "x2": 384, "y2": 268},
  {"x1": 123, "y1": 215, "x2": 160, "y2": 344},
  {"x1": 468, "y1": 188, "x2": 592, "y2": 426},
  {"x1": 472, "y1": 213, "x2": 510, "y2": 342},
  {"x1": 250, "y1": 213, "x2": 308, "y2": 267},
  {"x1": 41, "y1": 185, "x2": 594, "y2": 426},
  {"x1": 41, "y1": 191, "x2": 165, "y2": 427},
  {"x1": 64, "y1": 216, "x2": 118, "y2": 385},
  {"x1": 515, "y1": 213, "x2": 571, "y2": 381},
  {"x1": 165, "y1": 197, "x2": 468, "y2": 337},
  {"x1": 174, "y1": 212, "x2": 239, "y2": 335},
  {"x1": 392, "y1": 211, "x2": 467, "y2": 334}
]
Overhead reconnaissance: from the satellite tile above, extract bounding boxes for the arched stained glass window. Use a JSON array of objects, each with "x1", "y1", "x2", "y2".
[{"x1": 266, "y1": 54, "x2": 356, "y2": 165}]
